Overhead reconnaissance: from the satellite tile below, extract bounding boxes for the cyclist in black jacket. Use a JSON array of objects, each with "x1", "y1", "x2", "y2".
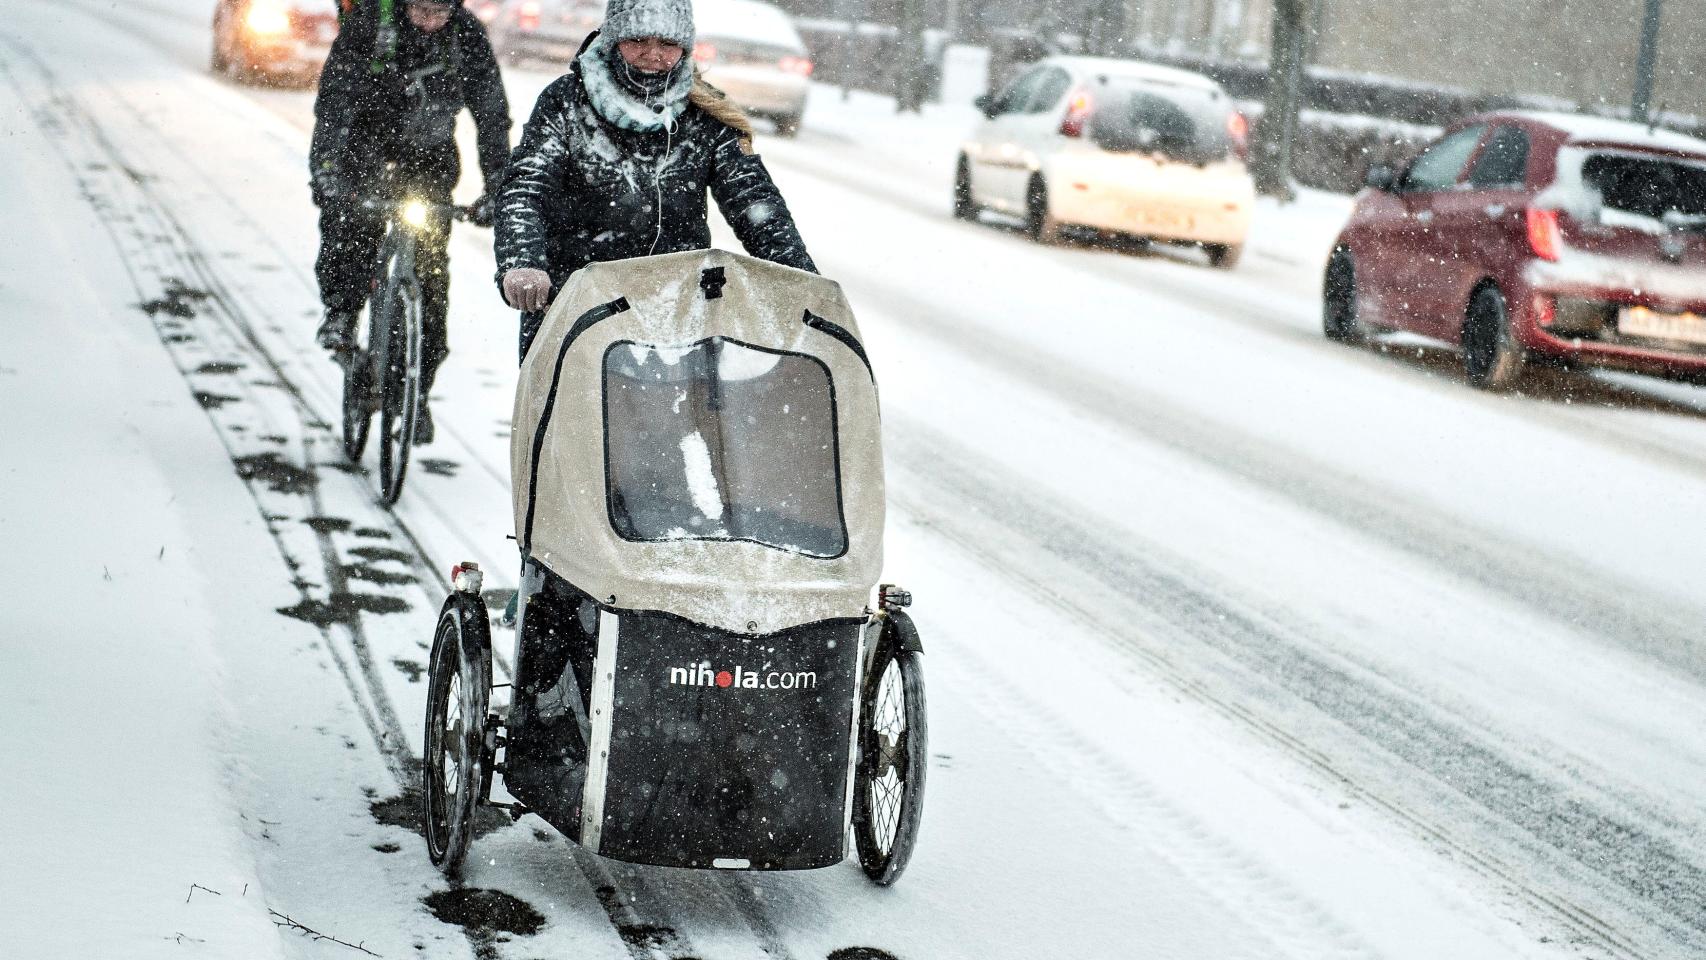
[{"x1": 311, "y1": 0, "x2": 511, "y2": 443}]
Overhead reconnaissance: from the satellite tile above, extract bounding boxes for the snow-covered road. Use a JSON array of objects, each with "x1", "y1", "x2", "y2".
[{"x1": 5, "y1": 2, "x2": 1706, "y2": 958}]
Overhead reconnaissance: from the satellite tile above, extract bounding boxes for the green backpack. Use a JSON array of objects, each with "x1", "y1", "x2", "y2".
[{"x1": 339, "y1": 0, "x2": 401, "y2": 73}]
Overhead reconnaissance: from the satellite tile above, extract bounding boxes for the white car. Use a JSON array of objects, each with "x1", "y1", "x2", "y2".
[
  {"x1": 956, "y1": 56, "x2": 1255, "y2": 268},
  {"x1": 693, "y1": 0, "x2": 813, "y2": 137}
]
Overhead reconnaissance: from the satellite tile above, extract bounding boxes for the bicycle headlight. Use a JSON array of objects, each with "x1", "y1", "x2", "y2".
[
  {"x1": 244, "y1": 2, "x2": 291, "y2": 36},
  {"x1": 401, "y1": 199, "x2": 431, "y2": 230}
]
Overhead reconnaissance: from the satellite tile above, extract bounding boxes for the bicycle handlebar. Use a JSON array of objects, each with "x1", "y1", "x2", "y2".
[{"x1": 357, "y1": 196, "x2": 482, "y2": 225}]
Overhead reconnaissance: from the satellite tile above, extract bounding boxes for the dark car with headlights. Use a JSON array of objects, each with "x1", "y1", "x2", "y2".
[
  {"x1": 1325, "y1": 112, "x2": 1706, "y2": 388},
  {"x1": 212, "y1": 0, "x2": 340, "y2": 85}
]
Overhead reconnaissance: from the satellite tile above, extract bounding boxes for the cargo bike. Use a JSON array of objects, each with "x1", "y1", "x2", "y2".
[{"x1": 421, "y1": 250, "x2": 927, "y2": 885}]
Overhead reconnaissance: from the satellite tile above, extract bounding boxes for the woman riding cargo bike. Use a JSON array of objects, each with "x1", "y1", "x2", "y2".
[
  {"x1": 425, "y1": 249, "x2": 927, "y2": 882},
  {"x1": 419, "y1": 0, "x2": 927, "y2": 885}
]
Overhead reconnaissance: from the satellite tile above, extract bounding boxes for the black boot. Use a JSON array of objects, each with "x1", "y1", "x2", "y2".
[
  {"x1": 414, "y1": 395, "x2": 434, "y2": 445},
  {"x1": 316, "y1": 309, "x2": 357, "y2": 358}
]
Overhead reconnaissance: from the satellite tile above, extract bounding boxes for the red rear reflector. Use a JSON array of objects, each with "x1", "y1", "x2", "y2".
[
  {"x1": 1526, "y1": 207, "x2": 1562, "y2": 262},
  {"x1": 1227, "y1": 111, "x2": 1250, "y2": 160},
  {"x1": 779, "y1": 55, "x2": 813, "y2": 75},
  {"x1": 1060, "y1": 88, "x2": 1092, "y2": 138},
  {"x1": 1533, "y1": 294, "x2": 1557, "y2": 328},
  {"x1": 694, "y1": 43, "x2": 718, "y2": 64}
]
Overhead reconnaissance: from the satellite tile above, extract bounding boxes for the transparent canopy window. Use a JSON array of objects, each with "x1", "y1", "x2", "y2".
[{"x1": 603, "y1": 337, "x2": 847, "y2": 558}]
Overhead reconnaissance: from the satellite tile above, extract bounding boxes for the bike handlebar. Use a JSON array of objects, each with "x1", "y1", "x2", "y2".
[{"x1": 358, "y1": 197, "x2": 481, "y2": 224}]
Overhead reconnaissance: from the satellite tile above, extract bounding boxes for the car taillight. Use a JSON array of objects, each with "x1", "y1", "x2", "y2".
[
  {"x1": 519, "y1": 0, "x2": 541, "y2": 30},
  {"x1": 475, "y1": 2, "x2": 500, "y2": 23},
  {"x1": 693, "y1": 43, "x2": 718, "y2": 65},
  {"x1": 779, "y1": 55, "x2": 813, "y2": 76},
  {"x1": 1060, "y1": 89, "x2": 1092, "y2": 138},
  {"x1": 1527, "y1": 207, "x2": 1563, "y2": 262},
  {"x1": 1227, "y1": 111, "x2": 1250, "y2": 160}
]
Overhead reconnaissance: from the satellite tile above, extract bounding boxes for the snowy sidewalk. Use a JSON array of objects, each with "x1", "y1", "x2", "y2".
[{"x1": 0, "y1": 84, "x2": 289, "y2": 959}]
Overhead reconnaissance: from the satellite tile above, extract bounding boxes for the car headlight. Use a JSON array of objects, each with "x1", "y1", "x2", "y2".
[
  {"x1": 244, "y1": 2, "x2": 291, "y2": 36},
  {"x1": 400, "y1": 199, "x2": 431, "y2": 230}
]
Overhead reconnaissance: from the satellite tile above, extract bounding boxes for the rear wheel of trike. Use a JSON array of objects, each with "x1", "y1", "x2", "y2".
[
  {"x1": 423, "y1": 595, "x2": 492, "y2": 876},
  {"x1": 853, "y1": 612, "x2": 927, "y2": 885},
  {"x1": 377, "y1": 276, "x2": 422, "y2": 506}
]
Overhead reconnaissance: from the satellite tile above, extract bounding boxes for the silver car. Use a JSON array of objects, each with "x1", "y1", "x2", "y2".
[
  {"x1": 487, "y1": 0, "x2": 604, "y2": 64},
  {"x1": 693, "y1": 0, "x2": 812, "y2": 137}
]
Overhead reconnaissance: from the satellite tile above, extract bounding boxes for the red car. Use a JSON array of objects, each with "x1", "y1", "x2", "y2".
[{"x1": 1324, "y1": 111, "x2": 1706, "y2": 388}]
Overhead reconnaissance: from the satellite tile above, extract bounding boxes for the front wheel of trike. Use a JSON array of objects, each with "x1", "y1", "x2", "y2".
[
  {"x1": 423, "y1": 594, "x2": 492, "y2": 876},
  {"x1": 852, "y1": 612, "x2": 928, "y2": 885}
]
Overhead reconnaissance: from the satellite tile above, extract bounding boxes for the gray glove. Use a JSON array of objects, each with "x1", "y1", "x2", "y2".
[{"x1": 503, "y1": 268, "x2": 553, "y2": 312}]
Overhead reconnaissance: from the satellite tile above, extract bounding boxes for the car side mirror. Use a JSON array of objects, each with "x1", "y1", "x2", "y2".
[
  {"x1": 974, "y1": 94, "x2": 997, "y2": 119},
  {"x1": 1364, "y1": 165, "x2": 1396, "y2": 192}
]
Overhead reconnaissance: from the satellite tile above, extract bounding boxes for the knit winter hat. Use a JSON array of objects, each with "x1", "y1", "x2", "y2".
[{"x1": 601, "y1": 0, "x2": 695, "y2": 50}]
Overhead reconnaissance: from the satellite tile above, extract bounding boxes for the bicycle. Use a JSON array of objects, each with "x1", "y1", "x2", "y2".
[{"x1": 340, "y1": 180, "x2": 475, "y2": 506}]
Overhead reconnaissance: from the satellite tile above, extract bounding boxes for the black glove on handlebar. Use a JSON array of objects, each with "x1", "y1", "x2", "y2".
[
  {"x1": 310, "y1": 168, "x2": 348, "y2": 209},
  {"x1": 469, "y1": 193, "x2": 494, "y2": 228}
]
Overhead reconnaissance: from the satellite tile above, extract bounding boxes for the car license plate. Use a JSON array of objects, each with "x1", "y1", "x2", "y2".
[
  {"x1": 1619, "y1": 305, "x2": 1706, "y2": 346},
  {"x1": 1126, "y1": 206, "x2": 1194, "y2": 232}
]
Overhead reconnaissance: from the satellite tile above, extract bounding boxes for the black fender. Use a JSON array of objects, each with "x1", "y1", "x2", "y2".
[{"x1": 882, "y1": 608, "x2": 924, "y2": 655}]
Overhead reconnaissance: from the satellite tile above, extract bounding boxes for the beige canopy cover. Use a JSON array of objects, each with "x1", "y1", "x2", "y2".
[{"x1": 511, "y1": 249, "x2": 885, "y2": 635}]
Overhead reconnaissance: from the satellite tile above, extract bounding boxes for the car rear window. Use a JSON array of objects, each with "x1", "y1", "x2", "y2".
[
  {"x1": 1580, "y1": 152, "x2": 1706, "y2": 220},
  {"x1": 1087, "y1": 80, "x2": 1233, "y2": 164}
]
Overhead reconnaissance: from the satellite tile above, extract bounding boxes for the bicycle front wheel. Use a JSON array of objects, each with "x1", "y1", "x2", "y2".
[{"x1": 377, "y1": 272, "x2": 422, "y2": 507}]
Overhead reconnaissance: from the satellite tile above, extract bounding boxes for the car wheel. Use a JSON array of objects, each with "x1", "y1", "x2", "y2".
[
  {"x1": 1322, "y1": 248, "x2": 1367, "y2": 344},
  {"x1": 1462, "y1": 284, "x2": 1525, "y2": 390},
  {"x1": 1026, "y1": 176, "x2": 1063, "y2": 245},
  {"x1": 953, "y1": 156, "x2": 978, "y2": 221},
  {"x1": 774, "y1": 114, "x2": 802, "y2": 138},
  {"x1": 1206, "y1": 243, "x2": 1244, "y2": 270}
]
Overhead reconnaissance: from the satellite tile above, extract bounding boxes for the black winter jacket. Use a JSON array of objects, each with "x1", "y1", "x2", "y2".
[
  {"x1": 494, "y1": 55, "x2": 816, "y2": 294},
  {"x1": 310, "y1": 8, "x2": 511, "y2": 190}
]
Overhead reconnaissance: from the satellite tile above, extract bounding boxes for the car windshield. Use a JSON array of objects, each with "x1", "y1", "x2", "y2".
[
  {"x1": 1088, "y1": 80, "x2": 1233, "y2": 163},
  {"x1": 603, "y1": 337, "x2": 847, "y2": 558}
]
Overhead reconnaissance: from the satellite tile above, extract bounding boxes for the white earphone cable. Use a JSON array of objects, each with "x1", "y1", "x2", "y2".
[{"x1": 624, "y1": 55, "x2": 676, "y2": 257}]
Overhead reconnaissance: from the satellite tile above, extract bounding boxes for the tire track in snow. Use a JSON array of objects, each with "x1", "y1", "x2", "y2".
[
  {"x1": 887, "y1": 421, "x2": 1700, "y2": 960},
  {"x1": 0, "y1": 42, "x2": 426, "y2": 785},
  {"x1": 923, "y1": 611, "x2": 1378, "y2": 960}
]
